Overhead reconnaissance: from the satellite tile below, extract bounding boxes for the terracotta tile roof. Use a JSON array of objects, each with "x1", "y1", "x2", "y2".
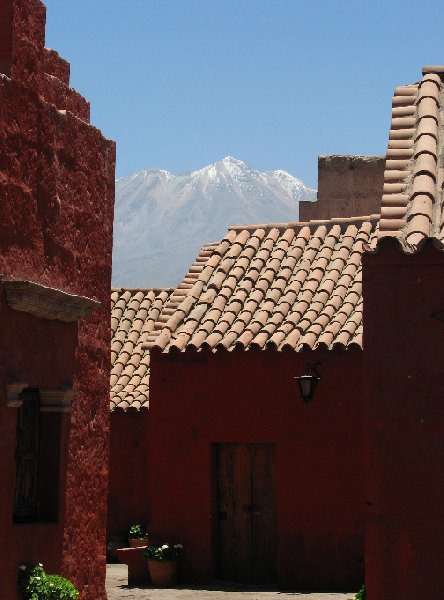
[
  {"x1": 145, "y1": 215, "x2": 380, "y2": 354},
  {"x1": 145, "y1": 241, "x2": 220, "y2": 347},
  {"x1": 110, "y1": 243, "x2": 218, "y2": 411},
  {"x1": 379, "y1": 66, "x2": 444, "y2": 249},
  {"x1": 110, "y1": 288, "x2": 173, "y2": 411}
]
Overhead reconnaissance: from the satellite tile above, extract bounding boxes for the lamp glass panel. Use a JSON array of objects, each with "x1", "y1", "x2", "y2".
[
  {"x1": 296, "y1": 375, "x2": 320, "y2": 402},
  {"x1": 299, "y1": 377, "x2": 313, "y2": 399}
]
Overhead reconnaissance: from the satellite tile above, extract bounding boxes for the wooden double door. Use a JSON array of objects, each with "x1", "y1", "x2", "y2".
[{"x1": 215, "y1": 443, "x2": 276, "y2": 584}]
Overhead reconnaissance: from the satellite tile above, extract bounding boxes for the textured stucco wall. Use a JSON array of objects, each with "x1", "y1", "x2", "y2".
[
  {"x1": 363, "y1": 241, "x2": 444, "y2": 600},
  {"x1": 148, "y1": 348, "x2": 364, "y2": 591},
  {"x1": 0, "y1": 1, "x2": 115, "y2": 598},
  {"x1": 299, "y1": 155, "x2": 385, "y2": 222}
]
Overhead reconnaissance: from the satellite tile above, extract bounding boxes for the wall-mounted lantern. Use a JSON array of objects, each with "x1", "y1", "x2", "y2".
[{"x1": 294, "y1": 362, "x2": 321, "y2": 403}]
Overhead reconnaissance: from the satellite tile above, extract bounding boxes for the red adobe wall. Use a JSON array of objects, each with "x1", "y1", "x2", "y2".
[
  {"x1": 148, "y1": 348, "x2": 365, "y2": 591},
  {"x1": 299, "y1": 155, "x2": 384, "y2": 222},
  {"x1": 0, "y1": 1, "x2": 115, "y2": 598},
  {"x1": 362, "y1": 240, "x2": 444, "y2": 600},
  {"x1": 107, "y1": 410, "x2": 150, "y2": 551}
]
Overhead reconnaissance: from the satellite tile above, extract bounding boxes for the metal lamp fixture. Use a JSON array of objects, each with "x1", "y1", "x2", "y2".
[{"x1": 294, "y1": 362, "x2": 320, "y2": 403}]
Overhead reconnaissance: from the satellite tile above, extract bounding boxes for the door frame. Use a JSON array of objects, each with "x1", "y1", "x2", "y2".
[{"x1": 212, "y1": 442, "x2": 277, "y2": 584}]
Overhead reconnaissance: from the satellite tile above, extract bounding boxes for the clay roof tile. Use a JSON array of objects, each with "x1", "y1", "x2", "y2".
[
  {"x1": 417, "y1": 97, "x2": 439, "y2": 120},
  {"x1": 412, "y1": 174, "x2": 436, "y2": 198},
  {"x1": 110, "y1": 288, "x2": 174, "y2": 411}
]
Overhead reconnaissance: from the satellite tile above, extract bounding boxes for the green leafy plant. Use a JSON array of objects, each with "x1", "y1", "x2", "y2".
[
  {"x1": 144, "y1": 542, "x2": 183, "y2": 562},
  {"x1": 129, "y1": 524, "x2": 148, "y2": 539},
  {"x1": 355, "y1": 584, "x2": 366, "y2": 600},
  {"x1": 18, "y1": 564, "x2": 79, "y2": 600}
]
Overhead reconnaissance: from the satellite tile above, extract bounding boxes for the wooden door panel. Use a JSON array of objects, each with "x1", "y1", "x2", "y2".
[
  {"x1": 251, "y1": 444, "x2": 277, "y2": 583},
  {"x1": 216, "y1": 444, "x2": 252, "y2": 582}
]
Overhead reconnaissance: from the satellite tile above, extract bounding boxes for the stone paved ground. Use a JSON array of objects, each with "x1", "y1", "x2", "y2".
[{"x1": 106, "y1": 564, "x2": 355, "y2": 600}]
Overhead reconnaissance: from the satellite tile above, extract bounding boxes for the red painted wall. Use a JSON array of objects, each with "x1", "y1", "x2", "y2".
[
  {"x1": 107, "y1": 410, "x2": 150, "y2": 551},
  {"x1": 148, "y1": 348, "x2": 364, "y2": 591},
  {"x1": 0, "y1": 1, "x2": 115, "y2": 598},
  {"x1": 363, "y1": 240, "x2": 444, "y2": 600}
]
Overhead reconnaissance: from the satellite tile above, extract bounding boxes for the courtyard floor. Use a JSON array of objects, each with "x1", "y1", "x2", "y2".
[{"x1": 106, "y1": 564, "x2": 355, "y2": 600}]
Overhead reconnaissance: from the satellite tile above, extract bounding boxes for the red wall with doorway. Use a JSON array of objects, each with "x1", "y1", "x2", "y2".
[
  {"x1": 107, "y1": 410, "x2": 150, "y2": 552},
  {"x1": 363, "y1": 240, "x2": 444, "y2": 600},
  {"x1": 148, "y1": 348, "x2": 364, "y2": 591},
  {"x1": 0, "y1": 1, "x2": 115, "y2": 598}
]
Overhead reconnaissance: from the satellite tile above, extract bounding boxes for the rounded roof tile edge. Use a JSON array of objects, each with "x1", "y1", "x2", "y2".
[
  {"x1": 422, "y1": 65, "x2": 444, "y2": 75},
  {"x1": 110, "y1": 404, "x2": 150, "y2": 413},
  {"x1": 111, "y1": 287, "x2": 175, "y2": 293},
  {"x1": 227, "y1": 214, "x2": 380, "y2": 233},
  {"x1": 371, "y1": 233, "x2": 444, "y2": 256}
]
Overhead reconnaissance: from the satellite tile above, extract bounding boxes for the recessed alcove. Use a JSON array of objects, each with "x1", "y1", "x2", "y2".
[{"x1": 0, "y1": 0, "x2": 12, "y2": 75}]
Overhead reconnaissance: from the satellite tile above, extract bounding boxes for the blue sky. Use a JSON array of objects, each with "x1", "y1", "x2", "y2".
[{"x1": 44, "y1": 0, "x2": 443, "y2": 187}]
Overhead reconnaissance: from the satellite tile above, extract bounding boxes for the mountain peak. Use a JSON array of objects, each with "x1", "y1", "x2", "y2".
[
  {"x1": 113, "y1": 158, "x2": 317, "y2": 287},
  {"x1": 219, "y1": 156, "x2": 245, "y2": 166},
  {"x1": 215, "y1": 156, "x2": 251, "y2": 179},
  {"x1": 211, "y1": 156, "x2": 249, "y2": 175}
]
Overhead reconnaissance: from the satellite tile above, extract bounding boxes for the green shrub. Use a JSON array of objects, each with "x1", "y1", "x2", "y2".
[
  {"x1": 19, "y1": 564, "x2": 79, "y2": 600},
  {"x1": 355, "y1": 584, "x2": 366, "y2": 600}
]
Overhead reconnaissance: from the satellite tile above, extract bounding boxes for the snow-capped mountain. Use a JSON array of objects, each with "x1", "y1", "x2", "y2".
[{"x1": 113, "y1": 156, "x2": 317, "y2": 287}]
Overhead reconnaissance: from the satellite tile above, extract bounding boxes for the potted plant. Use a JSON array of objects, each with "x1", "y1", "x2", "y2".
[
  {"x1": 128, "y1": 524, "x2": 150, "y2": 548},
  {"x1": 144, "y1": 542, "x2": 183, "y2": 586}
]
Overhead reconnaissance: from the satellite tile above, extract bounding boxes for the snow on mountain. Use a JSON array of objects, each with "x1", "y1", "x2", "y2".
[{"x1": 113, "y1": 156, "x2": 317, "y2": 287}]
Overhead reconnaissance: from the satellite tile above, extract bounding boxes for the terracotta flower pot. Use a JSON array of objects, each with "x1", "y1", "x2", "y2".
[
  {"x1": 148, "y1": 559, "x2": 178, "y2": 587},
  {"x1": 129, "y1": 538, "x2": 149, "y2": 548}
]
